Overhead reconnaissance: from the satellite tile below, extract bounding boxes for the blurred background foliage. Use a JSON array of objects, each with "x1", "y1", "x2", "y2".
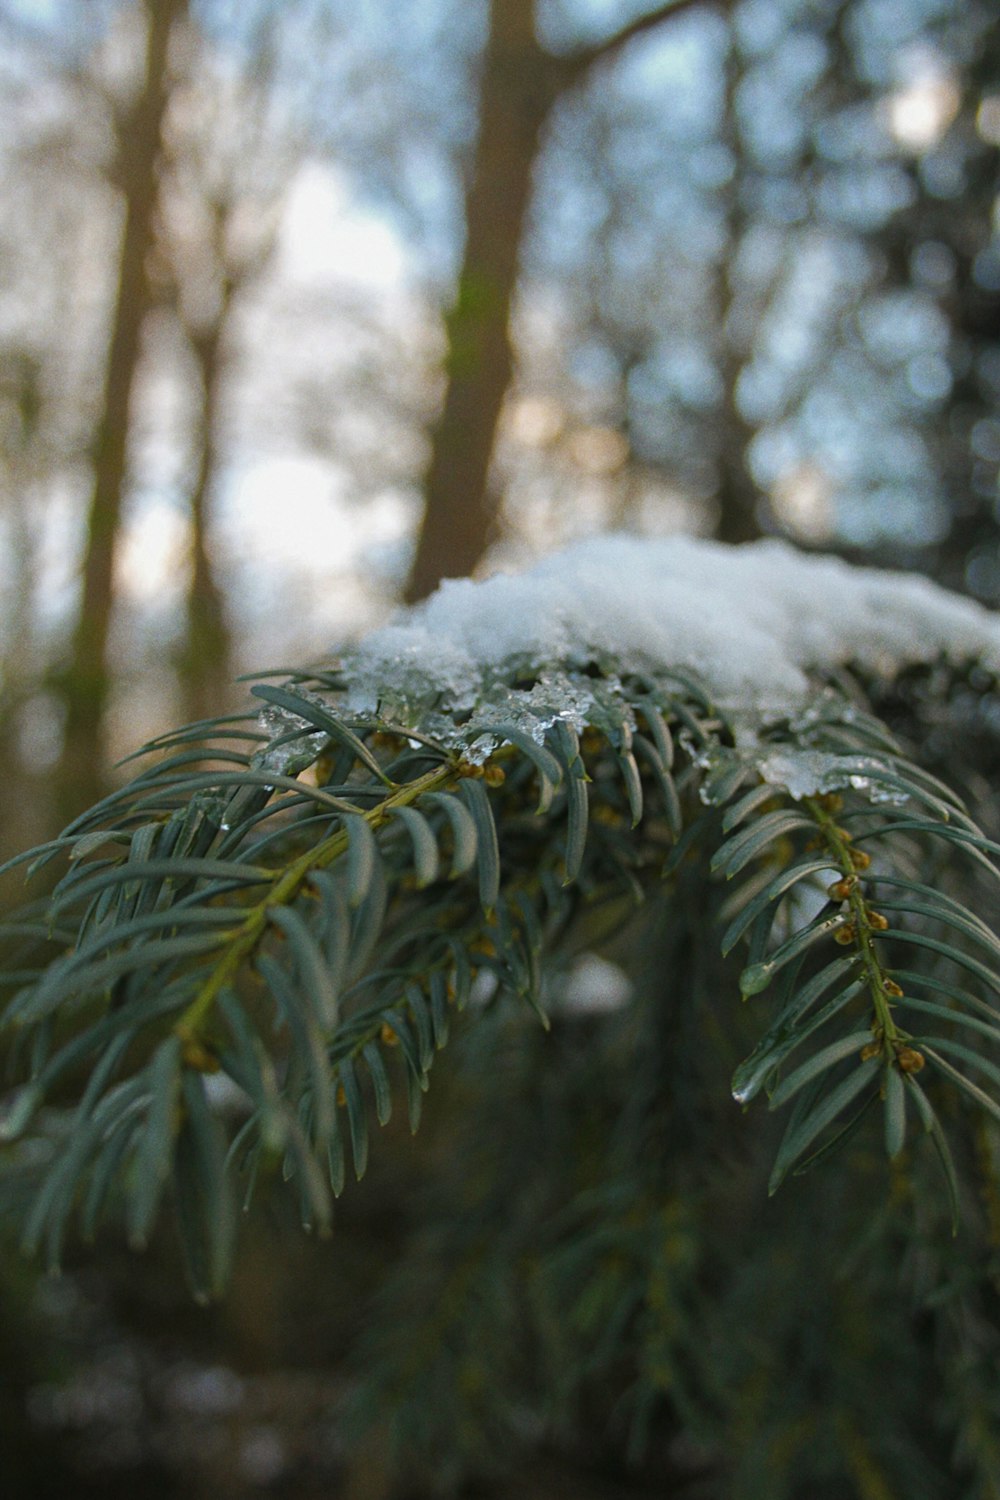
[{"x1": 1, "y1": 0, "x2": 999, "y2": 1494}]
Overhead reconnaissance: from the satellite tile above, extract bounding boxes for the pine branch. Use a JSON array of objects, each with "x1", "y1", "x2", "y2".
[{"x1": 1, "y1": 644, "x2": 999, "y2": 1297}]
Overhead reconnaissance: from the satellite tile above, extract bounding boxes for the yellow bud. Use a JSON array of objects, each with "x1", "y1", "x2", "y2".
[
  {"x1": 314, "y1": 752, "x2": 336, "y2": 784},
  {"x1": 181, "y1": 1039, "x2": 220, "y2": 1074},
  {"x1": 896, "y1": 1047, "x2": 925, "y2": 1074}
]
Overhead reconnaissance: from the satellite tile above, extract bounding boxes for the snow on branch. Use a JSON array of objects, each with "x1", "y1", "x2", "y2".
[{"x1": 335, "y1": 536, "x2": 1000, "y2": 781}]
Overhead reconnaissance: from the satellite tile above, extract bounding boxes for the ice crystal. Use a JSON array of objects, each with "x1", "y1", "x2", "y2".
[{"x1": 253, "y1": 691, "x2": 331, "y2": 775}]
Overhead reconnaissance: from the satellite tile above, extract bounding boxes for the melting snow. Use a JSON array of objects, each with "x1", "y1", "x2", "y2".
[
  {"x1": 346, "y1": 535, "x2": 1000, "y2": 719},
  {"x1": 260, "y1": 536, "x2": 1000, "y2": 797}
]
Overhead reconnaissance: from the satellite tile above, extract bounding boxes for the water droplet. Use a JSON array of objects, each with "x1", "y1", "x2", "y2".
[{"x1": 740, "y1": 962, "x2": 773, "y2": 997}]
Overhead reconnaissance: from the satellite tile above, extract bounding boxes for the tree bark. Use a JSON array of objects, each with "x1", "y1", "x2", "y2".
[
  {"x1": 180, "y1": 314, "x2": 233, "y2": 725},
  {"x1": 55, "y1": 0, "x2": 187, "y2": 822},
  {"x1": 0, "y1": 354, "x2": 50, "y2": 860},
  {"x1": 404, "y1": 0, "x2": 721, "y2": 602},
  {"x1": 403, "y1": 0, "x2": 558, "y2": 603},
  {"x1": 713, "y1": 28, "x2": 763, "y2": 547}
]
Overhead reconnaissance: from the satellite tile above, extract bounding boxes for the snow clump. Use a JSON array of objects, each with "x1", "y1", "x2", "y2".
[
  {"x1": 345, "y1": 535, "x2": 1000, "y2": 725},
  {"x1": 259, "y1": 536, "x2": 1000, "y2": 800}
]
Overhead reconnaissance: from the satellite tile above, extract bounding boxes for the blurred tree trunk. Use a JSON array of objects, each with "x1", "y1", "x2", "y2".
[
  {"x1": 0, "y1": 353, "x2": 50, "y2": 860},
  {"x1": 54, "y1": 0, "x2": 187, "y2": 823},
  {"x1": 404, "y1": 0, "x2": 715, "y2": 603},
  {"x1": 403, "y1": 0, "x2": 558, "y2": 603},
  {"x1": 158, "y1": 15, "x2": 285, "y2": 728},
  {"x1": 180, "y1": 310, "x2": 234, "y2": 726},
  {"x1": 714, "y1": 28, "x2": 762, "y2": 546},
  {"x1": 166, "y1": 213, "x2": 277, "y2": 726}
]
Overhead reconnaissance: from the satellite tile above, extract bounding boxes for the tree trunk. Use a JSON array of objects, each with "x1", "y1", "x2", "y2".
[
  {"x1": 403, "y1": 0, "x2": 558, "y2": 603},
  {"x1": 0, "y1": 354, "x2": 50, "y2": 860},
  {"x1": 55, "y1": 0, "x2": 187, "y2": 823},
  {"x1": 404, "y1": 0, "x2": 722, "y2": 602},
  {"x1": 713, "y1": 28, "x2": 763, "y2": 547},
  {"x1": 180, "y1": 317, "x2": 233, "y2": 725}
]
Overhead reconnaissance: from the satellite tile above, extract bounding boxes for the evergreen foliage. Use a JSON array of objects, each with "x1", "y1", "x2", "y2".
[{"x1": 3, "y1": 610, "x2": 1000, "y2": 1493}]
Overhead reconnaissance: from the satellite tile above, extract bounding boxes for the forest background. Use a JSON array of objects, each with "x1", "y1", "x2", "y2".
[{"x1": 0, "y1": 0, "x2": 998, "y2": 1495}]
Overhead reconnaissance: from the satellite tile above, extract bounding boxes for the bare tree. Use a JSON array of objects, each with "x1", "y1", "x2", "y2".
[
  {"x1": 173, "y1": 240, "x2": 240, "y2": 727},
  {"x1": 404, "y1": 0, "x2": 720, "y2": 602},
  {"x1": 55, "y1": 0, "x2": 189, "y2": 821},
  {"x1": 155, "y1": 11, "x2": 293, "y2": 723}
]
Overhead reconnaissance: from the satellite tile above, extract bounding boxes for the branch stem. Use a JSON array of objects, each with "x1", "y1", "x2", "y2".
[
  {"x1": 807, "y1": 799, "x2": 902, "y2": 1057},
  {"x1": 176, "y1": 759, "x2": 462, "y2": 1040}
]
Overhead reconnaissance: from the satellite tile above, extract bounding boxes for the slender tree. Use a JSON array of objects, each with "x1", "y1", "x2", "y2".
[
  {"x1": 404, "y1": 0, "x2": 724, "y2": 602},
  {"x1": 712, "y1": 26, "x2": 764, "y2": 545},
  {"x1": 55, "y1": 0, "x2": 188, "y2": 822},
  {"x1": 179, "y1": 292, "x2": 235, "y2": 725},
  {"x1": 160, "y1": 5, "x2": 308, "y2": 725},
  {"x1": 0, "y1": 352, "x2": 47, "y2": 859}
]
